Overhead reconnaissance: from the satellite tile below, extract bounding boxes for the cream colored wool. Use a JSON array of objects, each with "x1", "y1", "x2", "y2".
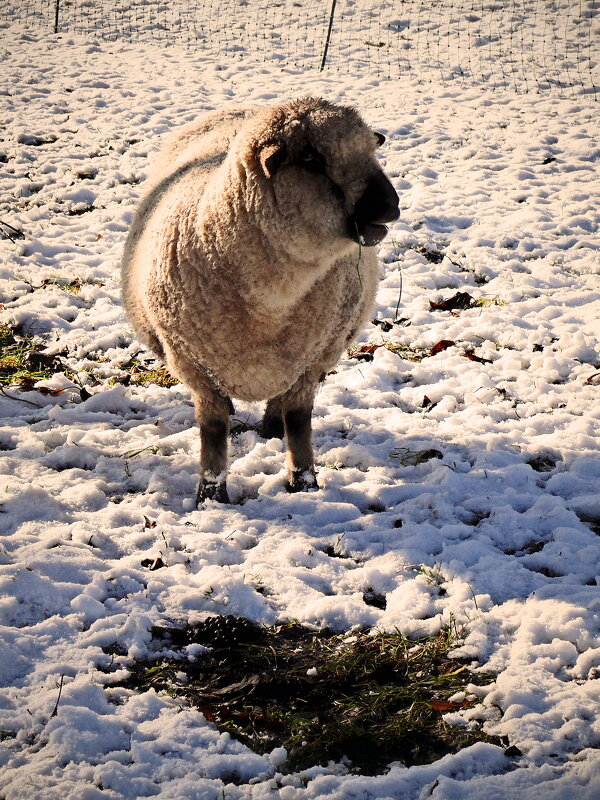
[{"x1": 121, "y1": 97, "x2": 390, "y2": 497}]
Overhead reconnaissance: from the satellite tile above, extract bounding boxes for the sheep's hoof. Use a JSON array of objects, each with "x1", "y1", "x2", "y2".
[
  {"x1": 261, "y1": 414, "x2": 284, "y2": 439},
  {"x1": 285, "y1": 469, "x2": 318, "y2": 493},
  {"x1": 196, "y1": 480, "x2": 230, "y2": 506}
]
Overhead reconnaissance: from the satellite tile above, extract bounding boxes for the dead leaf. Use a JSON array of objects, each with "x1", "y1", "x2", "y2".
[
  {"x1": 430, "y1": 339, "x2": 455, "y2": 356},
  {"x1": 462, "y1": 351, "x2": 492, "y2": 364},
  {"x1": 349, "y1": 343, "x2": 381, "y2": 362},
  {"x1": 430, "y1": 292, "x2": 475, "y2": 312},
  {"x1": 353, "y1": 343, "x2": 380, "y2": 354},
  {"x1": 15, "y1": 376, "x2": 37, "y2": 392},
  {"x1": 371, "y1": 318, "x2": 393, "y2": 332},
  {"x1": 37, "y1": 386, "x2": 68, "y2": 396},
  {"x1": 143, "y1": 515, "x2": 157, "y2": 529},
  {"x1": 141, "y1": 557, "x2": 165, "y2": 570},
  {"x1": 428, "y1": 699, "x2": 472, "y2": 711},
  {"x1": 25, "y1": 351, "x2": 62, "y2": 371},
  {"x1": 422, "y1": 395, "x2": 438, "y2": 411},
  {"x1": 585, "y1": 372, "x2": 600, "y2": 385},
  {"x1": 198, "y1": 704, "x2": 216, "y2": 722}
]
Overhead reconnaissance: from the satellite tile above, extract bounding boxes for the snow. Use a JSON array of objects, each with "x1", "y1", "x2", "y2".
[{"x1": 0, "y1": 3, "x2": 599, "y2": 798}]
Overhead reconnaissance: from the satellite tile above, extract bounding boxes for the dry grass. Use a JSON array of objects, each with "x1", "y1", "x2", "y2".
[{"x1": 116, "y1": 616, "x2": 500, "y2": 774}]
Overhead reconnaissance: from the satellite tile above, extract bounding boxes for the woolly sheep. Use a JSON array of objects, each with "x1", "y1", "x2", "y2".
[{"x1": 121, "y1": 97, "x2": 399, "y2": 504}]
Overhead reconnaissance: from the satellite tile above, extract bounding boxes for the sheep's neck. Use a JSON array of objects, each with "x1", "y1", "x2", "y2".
[{"x1": 195, "y1": 176, "x2": 335, "y2": 327}]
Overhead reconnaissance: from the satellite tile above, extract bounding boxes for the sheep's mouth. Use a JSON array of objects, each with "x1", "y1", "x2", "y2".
[{"x1": 350, "y1": 220, "x2": 389, "y2": 247}]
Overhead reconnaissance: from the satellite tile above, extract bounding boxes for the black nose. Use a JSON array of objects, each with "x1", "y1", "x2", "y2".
[
  {"x1": 352, "y1": 173, "x2": 400, "y2": 226},
  {"x1": 348, "y1": 172, "x2": 400, "y2": 246}
]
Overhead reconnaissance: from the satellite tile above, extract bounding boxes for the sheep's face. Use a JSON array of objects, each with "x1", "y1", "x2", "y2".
[{"x1": 246, "y1": 99, "x2": 399, "y2": 261}]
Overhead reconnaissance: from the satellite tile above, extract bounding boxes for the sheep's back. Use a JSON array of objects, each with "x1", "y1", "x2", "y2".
[{"x1": 145, "y1": 105, "x2": 258, "y2": 189}]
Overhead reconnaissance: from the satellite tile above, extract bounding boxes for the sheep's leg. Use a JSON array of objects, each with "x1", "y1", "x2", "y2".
[
  {"x1": 159, "y1": 343, "x2": 232, "y2": 505},
  {"x1": 261, "y1": 395, "x2": 284, "y2": 439},
  {"x1": 193, "y1": 386, "x2": 232, "y2": 506},
  {"x1": 281, "y1": 380, "x2": 319, "y2": 492}
]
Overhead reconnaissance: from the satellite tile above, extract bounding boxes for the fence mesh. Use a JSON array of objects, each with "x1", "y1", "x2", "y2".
[{"x1": 2, "y1": 1, "x2": 598, "y2": 97}]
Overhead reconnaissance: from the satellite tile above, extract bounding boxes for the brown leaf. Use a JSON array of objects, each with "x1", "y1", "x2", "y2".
[
  {"x1": 371, "y1": 318, "x2": 393, "y2": 332},
  {"x1": 428, "y1": 699, "x2": 470, "y2": 711},
  {"x1": 585, "y1": 372, "x2": 600, "y2": 385},
  {"x1": 430, "y1": 292, "x2": 475, "y2": 312},
  {"x1": 25, "y1": 351, "x2": 62, "y2": 371},
  {"x1": 141, "y1": 557, "x2": 165, "y2": 570},
  {"x1": 354, "y1": 343, "x2": 380, "y2": 354},
  {"x1": 143, "y1": 515, "x2": 157, "y2": 529},
  {"x1": 198, "y1": 704, "x2": 216, "y2": 722},
  {"x1": 422, "y1": 395, "x2": 439, "y2": 411},
  {"x1": 349, "y1": 343, "x2": 381, "y2": 362},
  {"x1": 462, "y1": 351, "x2": 492, "y2": 364},
  {"x1": 16, "y1": 376, "x2": 37, "y2": 391},
  {"x1": 430, "y1": 339, "x2": 455, "y2": 356},
  {"x1": 37, "y1": 386, "x2": 68, "y2": 396}
]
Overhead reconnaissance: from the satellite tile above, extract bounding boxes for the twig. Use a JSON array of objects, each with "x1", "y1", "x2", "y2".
[
  {"x1": 0, "y1": 219, "x2": 24, "y2": 235},
  {"x1": 0, "y1": 387, "x2": 43, "y2": 407},
  {"x1": 0, "y1": 219, "x2": 25, "y2": 242},
  {"x1": 394, "y1": 261, "x2": 403, "y2": 321},
  {"x1": 50, "y1": 675, "x2": 64, "y2": 718},
  {"x1": 381, "y1": 229, "x2": 404, "y2": 322}
]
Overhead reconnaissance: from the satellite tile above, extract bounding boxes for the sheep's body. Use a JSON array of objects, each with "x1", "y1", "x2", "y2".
[{"x1": 122, "y1": 98, "x2": 398, "y2": 502}]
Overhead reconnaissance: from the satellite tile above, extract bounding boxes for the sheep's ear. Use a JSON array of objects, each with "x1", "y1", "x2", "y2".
[
  {"x1": 373, "y1": 131, "x2": 386, "y2": 146},
  {"x1": 260, "y1": 142, "x2": 287, "y2": 179}
]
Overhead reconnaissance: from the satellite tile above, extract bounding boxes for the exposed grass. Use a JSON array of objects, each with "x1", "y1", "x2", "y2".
[
  {"x1": 116, "y1": 616, "x2": 500, "y2": 774},
  {"x1": 41, "y1": 277, "x2": 83, "y2": 294},
  {"x1": 110, "y1": 358, "x2": 179, "y2": 388},
  {"x1": 129, "y1": 365, "x2": 178, "y2": 387},
  {"x1": 0, "y1": 327, "x2": 177, "y2": 394},
  {"x1": 348, "y1": 342, "x2": 426, "y2": 363},
  {"x1": 474, "y1": 296, "x2": 506, "y2": 308},
  {"x1": 0, "y1": 323, "x2": 63, "y2": 388}
]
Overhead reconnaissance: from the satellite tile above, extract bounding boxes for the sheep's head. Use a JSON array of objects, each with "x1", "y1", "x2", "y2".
[{"x1": 242, "y1": 98, "x2": 399, "y2": 261}]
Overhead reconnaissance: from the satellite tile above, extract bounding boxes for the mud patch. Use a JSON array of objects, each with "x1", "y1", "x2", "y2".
[{"x1": 116, "y1": 615, "x2": 501, "y2": 774}]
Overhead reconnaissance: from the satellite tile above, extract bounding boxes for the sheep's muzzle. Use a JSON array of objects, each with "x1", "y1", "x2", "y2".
[{"x1": 349, "y1": 172, "x2": 400, "y2": 247}]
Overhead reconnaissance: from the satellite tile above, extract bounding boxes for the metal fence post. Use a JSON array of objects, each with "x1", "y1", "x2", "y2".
[{"x1": 319, "y1": 0, "x2": 337, "y2": 72}]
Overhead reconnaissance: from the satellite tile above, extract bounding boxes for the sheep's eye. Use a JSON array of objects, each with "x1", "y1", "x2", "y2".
[{"x1": 299, "y1": 146, "x2": 325, "y2": 174}]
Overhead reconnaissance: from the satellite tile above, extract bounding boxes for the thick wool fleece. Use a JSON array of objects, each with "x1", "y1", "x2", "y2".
[{"x1": 121, "y1": 97, "x2": 382, "y2": 404}]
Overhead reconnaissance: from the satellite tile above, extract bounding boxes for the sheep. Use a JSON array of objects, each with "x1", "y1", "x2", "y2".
[{"x1": 121, "y1": 97, "x2": 399, "y2": 505}]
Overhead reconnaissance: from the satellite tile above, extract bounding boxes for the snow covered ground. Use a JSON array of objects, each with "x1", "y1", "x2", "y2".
[{"x1": 0, "y1": 5, "x2": 599, "y2": 798}]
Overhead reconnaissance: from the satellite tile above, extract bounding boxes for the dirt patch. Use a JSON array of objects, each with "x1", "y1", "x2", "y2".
[{"x1": 115, "y1": 616, "x2": 501, "y2": 774}]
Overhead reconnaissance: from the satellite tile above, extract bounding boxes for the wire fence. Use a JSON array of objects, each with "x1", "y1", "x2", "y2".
[{"x1": 2, "y1": 1, "x2": 598, "y2": 97}]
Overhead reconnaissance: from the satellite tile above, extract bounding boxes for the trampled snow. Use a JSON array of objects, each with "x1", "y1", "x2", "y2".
[{"x1": 0, "y1": 6, "x2": 599, "y2": 799}]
